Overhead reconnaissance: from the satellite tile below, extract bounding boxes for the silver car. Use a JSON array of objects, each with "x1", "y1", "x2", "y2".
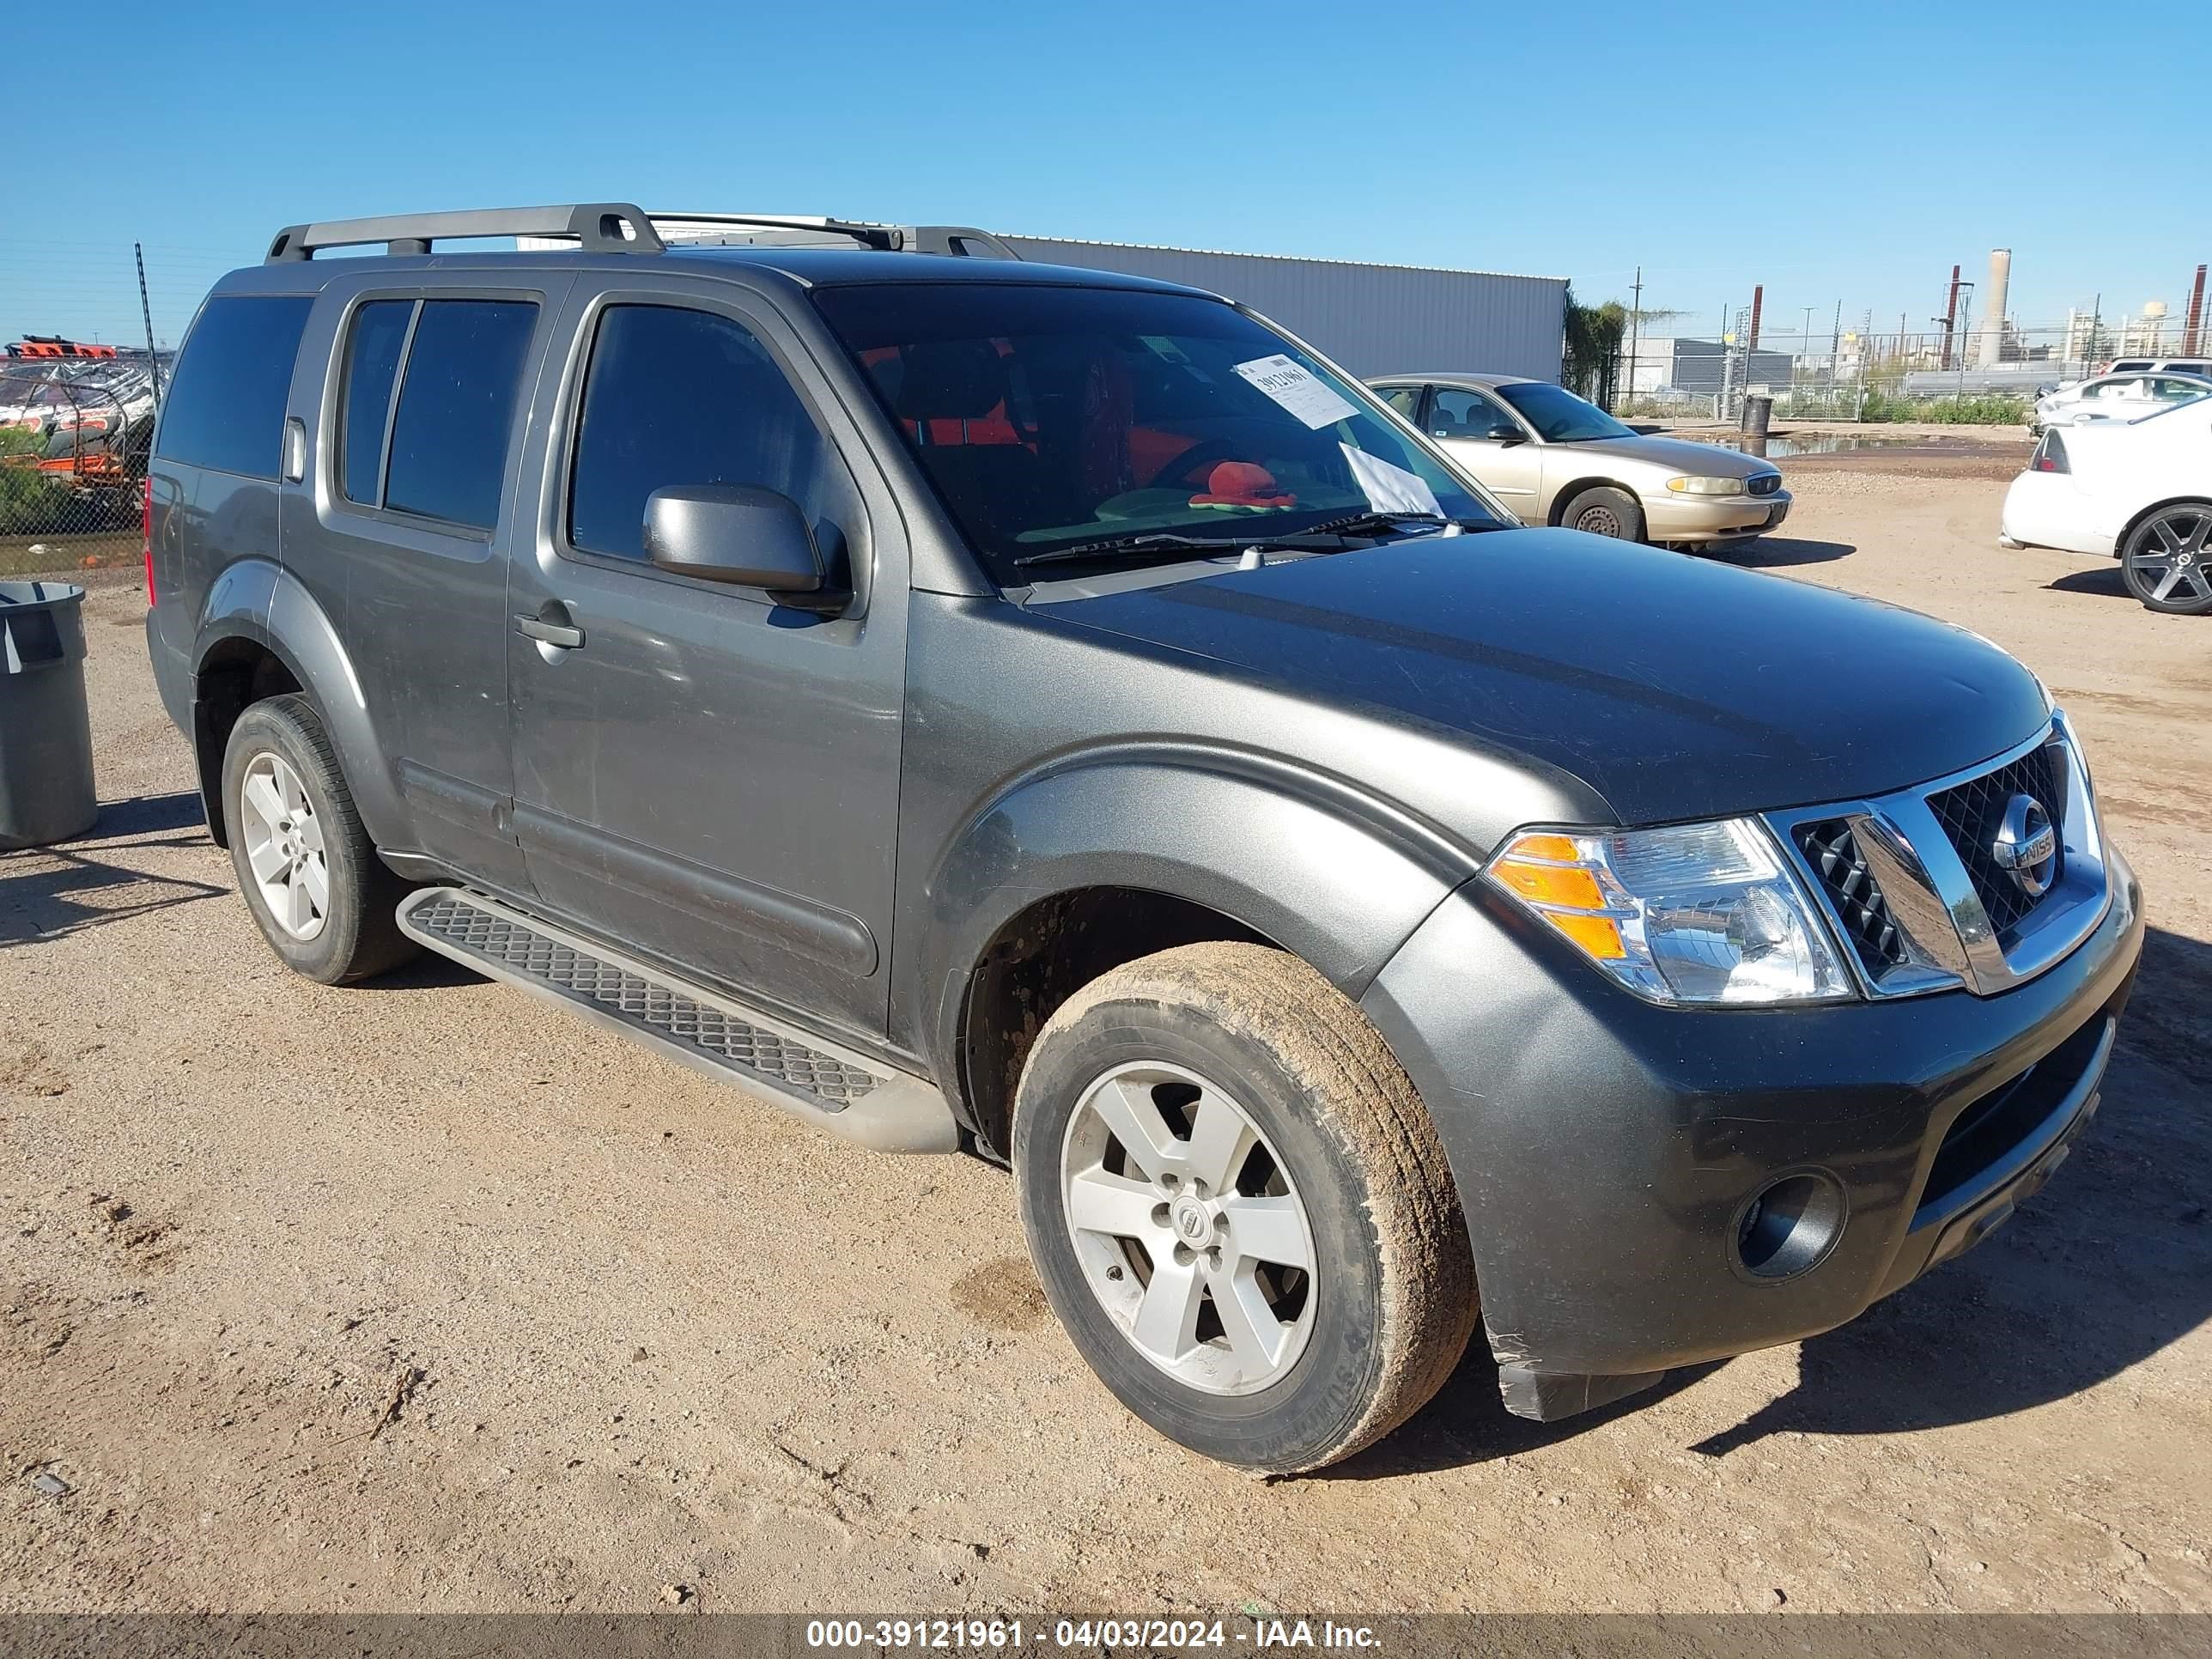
[{"x1": 1369, "y1": 373, "x2": 1790, "y2": 547}]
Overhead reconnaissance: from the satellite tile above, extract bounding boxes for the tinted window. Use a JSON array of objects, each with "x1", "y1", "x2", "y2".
[
  {"x1": 1491, "y1": 380, "x2": 1635, "y2": 442},
  {"x1": 382, "y1": 300, "x2": 538, "y2": 530},
  {"x1": 340, "y1": 300, "x2": 412, "y2": 505},
  {"x1": 1374, "y1": 384, "x2": 1422, "y2": 418},
  {"x1": 155, "y1": 295, "x2": 313, "y2": 477},
  {"x1": 813, "y1": 283, "x2": 1498, "y2": 582},
  {"x1": 568, "y1": 305, "x2": 842, "y2": 562}
]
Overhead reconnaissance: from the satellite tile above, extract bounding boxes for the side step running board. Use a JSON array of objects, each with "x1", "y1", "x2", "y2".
[{"x1": 396, "y1": 887, "x2": 959, "y2": 1154}]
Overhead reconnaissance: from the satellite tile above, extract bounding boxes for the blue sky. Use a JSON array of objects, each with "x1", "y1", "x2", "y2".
[{"x1": 5, "y1": 1, "x2": 2203, "y2": 349}]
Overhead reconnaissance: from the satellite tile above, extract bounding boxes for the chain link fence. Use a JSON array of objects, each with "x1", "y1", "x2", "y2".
[
  {"x1": 2, "y1": 237, "x2": 234, "y2": 579},
  {"x1": 1614, "y1": 320, "x2": 2206, "y2": 426},
  {"x1": 1, "y1": 347, "x2": 168, "y2": 576}
]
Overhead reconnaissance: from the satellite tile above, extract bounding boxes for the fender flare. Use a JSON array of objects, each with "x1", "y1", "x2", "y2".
[
  {"x1": 191, "y1": 559, "x2": 406, "y2": 846},
  {"x1": 916, "y1": 744, "x2": 1486, "y2": 1094}
]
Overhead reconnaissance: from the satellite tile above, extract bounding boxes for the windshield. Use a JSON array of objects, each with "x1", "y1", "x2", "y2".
[
  {"x1": 1490, "y1": 380, "x2": 1634, "y2": 443},
  {"x1": 811, "y1": 283, "x2": 1502, "y2": 582}
]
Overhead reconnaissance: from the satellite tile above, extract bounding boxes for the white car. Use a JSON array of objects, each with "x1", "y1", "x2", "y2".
[
  {"x1": 2105, "y1": 356, "x2": 2212, "y2": 377},
  {"x1": 2002, "y1": 398, "x2": 2212, "y2": 614},
  {"x1": 2030, "y1": 370, "x2": 2212, "y2": 435}
]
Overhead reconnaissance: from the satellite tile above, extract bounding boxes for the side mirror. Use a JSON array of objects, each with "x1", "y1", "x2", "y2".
[
  {"x1": 643, "y1": 485, "x2": 845, "y2": 611},
  {"x1": 1492, "y1": 431, "x2": 1528, "y2": 447}
]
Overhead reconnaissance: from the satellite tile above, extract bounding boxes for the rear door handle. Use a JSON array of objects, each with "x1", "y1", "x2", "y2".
[{"x1": 514, "y1": 604, "x2": 584, "y2": 650}]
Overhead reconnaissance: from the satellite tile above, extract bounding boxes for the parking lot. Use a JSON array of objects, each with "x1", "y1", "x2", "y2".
[{"x1": 3, "y1": 454, "x2": 2209, "y2": 1614}]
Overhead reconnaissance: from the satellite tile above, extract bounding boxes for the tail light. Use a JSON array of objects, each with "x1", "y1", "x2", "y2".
[
  {"x1": 2033, "y1": 433, "x2": 2069, "y2": 474},
  {"x1": 141, "y1": 474, "x2": 155, "y2": 604}
]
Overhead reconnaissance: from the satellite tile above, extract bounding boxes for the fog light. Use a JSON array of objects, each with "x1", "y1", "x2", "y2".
[{"x1": 1733, "y1": 1172, "x2": 1846, "y2": 1280}]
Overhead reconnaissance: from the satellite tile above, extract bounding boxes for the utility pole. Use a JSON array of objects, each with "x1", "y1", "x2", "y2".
[
  {"x1": 135, "y1": 242, "x2": 163, "y2": 404},
  {"x1": 1800, "y1": 305, "x2": 1814, "y2": 390},
  {"x1": 1940, "y1": 264, "x2": 1961, "y2": 369},
  {"x1": 1626, "y1": 265, "x2": 1642, "y2": 411}
]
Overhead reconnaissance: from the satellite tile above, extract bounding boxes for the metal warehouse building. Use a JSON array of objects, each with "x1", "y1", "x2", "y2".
[
  {"x1": 558, "y1": 220, "x2": 1569, "y2": 385},
  {"x1": 1001, "y1": 235, "x2": 1567, "y2": 384}
]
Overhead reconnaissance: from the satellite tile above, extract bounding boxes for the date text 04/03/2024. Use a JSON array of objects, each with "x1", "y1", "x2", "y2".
[{"x1": 802, "y1": 1619, "x2": 1382, "y2": 1650}]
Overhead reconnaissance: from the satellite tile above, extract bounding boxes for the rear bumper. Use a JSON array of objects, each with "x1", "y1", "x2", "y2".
[
  {"x1": 1648, "y1": 489, "x2": 1791, "y2": 543},
  {"x1": 1358, "y1": 842, "x2": 2142, "y2": 1416}
]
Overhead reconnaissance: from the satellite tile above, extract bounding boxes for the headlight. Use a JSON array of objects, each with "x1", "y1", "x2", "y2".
[
  {"x1": 1665, "y1": 475, "x2": 1747, "y2": 496},
  {"x1": 1486, "y1": 820, "x2": 1855, "y2": 1006}
]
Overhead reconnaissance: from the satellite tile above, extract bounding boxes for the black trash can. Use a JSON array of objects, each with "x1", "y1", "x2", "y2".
[{"x1": 0, "y1": 580, "x2": 98, "y2": 849}]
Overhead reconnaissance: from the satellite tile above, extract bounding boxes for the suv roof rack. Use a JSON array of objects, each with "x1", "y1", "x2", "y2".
[{"x1": 264, "y1": 204, "x2": 1020, "y2": 264}]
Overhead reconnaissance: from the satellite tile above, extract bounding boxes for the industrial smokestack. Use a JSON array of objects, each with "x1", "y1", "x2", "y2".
[
  {"x1": 1976, "y1": 248, "x2": 2011, "y2": 368},
  {"x1": 2185, "y1": 264, "x2": 2207, "y2": 356}
]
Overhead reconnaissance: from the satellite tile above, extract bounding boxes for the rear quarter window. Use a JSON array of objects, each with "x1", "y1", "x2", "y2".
[
  {"x1": 155, "y1": 295, "x2": 314, "y2": 477},
  {"x1": 380, "y1": 300, "x2": 538, "y2": 532}
]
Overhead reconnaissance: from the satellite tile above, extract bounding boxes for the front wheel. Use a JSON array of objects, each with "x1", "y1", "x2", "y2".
[
  {"x1": 1012, "y1": 943, "x2": 1477, "y2": 1473},
  {"x1": 1560, "y1": 485, "x2": 1644, "y2": 542},
  {"x1": 2120, "y1": 503, "x2": 2212, "y2": 615}
]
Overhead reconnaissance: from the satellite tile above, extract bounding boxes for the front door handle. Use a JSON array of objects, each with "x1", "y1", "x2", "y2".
[{"x1": 514, "y1": 602, "x2": 584, "y2": 650}]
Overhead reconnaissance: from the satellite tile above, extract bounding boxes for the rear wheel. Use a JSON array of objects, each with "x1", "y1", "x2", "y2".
[
  {"x1": 222, "y1": 695, "x2": 417, "y2": 984},
  {"x1": 1012, "y1": 942, "x2": 1477, "y2": 1473},
  {"x1": 2120, "y1": 503, "x2": 2212, "y2": 615},
  {"x1": 1561, "y1": 485, "x2": 1644, "y2": 542}
]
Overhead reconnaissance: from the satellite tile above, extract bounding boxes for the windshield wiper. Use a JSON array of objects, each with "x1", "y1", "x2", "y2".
[
  {"x1": 1279, "y1": 510, "x2": 1501, "y2": 543},
  {"x1": 1012, "y1": 531, "x2": 1256, "y2": 571}
]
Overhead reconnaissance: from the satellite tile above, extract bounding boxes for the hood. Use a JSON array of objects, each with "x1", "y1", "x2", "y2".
[
  {"x1": 1038, "y1": 530, "x2": 2049, "y2": 827},
  {"x1": 1567, "y1": 432, "x2": 1778, "y2": 477}
]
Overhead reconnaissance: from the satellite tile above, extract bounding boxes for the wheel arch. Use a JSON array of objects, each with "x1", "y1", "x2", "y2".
[
  {"x1": 917, "y1": 750, "x2": 1484, "y2": 1158},
  {"x1": 191, "y1": 562, "x2": 401, "y2": 848},
  {"x1": 2113, "y1": 494, "x2": 2212, "y2": 559},
  {"x1": 1547, "y1": 476, "x2": 1644, "y2": 528}
]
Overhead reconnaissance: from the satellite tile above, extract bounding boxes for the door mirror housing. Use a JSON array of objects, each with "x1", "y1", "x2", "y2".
[{"x1": 643, "y1": 485, "x2": 846, "y2": 611}]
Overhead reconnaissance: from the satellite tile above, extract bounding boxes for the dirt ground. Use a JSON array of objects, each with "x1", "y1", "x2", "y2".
[{"x1": 3, "y1": 464, "x2": 2209, "y2": 1616}]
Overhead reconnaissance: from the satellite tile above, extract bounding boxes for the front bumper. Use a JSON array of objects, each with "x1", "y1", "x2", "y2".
[
  {"x1": 1647, "y1": 489, "x2": 1792, "y2": 543},
  {"x1": 1358, "y1": 842, "x2": 2142, "y2": 1418}
]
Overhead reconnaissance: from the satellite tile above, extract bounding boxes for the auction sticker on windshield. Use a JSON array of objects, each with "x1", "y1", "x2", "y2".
[{"x1": 1233, "y1": 354, "x2": 1358, "y2": 429}]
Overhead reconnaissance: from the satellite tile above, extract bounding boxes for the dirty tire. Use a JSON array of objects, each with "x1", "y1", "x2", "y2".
[
  {"x1": 1562, "y1": 485, "x2": 1644, "y2": 542},
  {"x1": 1012, "y1": 942, "x2": 1477, "y2": 1473},
  {"x1": 2118, "y1": 502, "x2": 2212, "y2": 616},
  {"x1": 221, "y1": 694, "x2": 417, "y2": 985}
]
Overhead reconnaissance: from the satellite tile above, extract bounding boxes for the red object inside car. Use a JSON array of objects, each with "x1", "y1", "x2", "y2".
[{"x1": 1191, "y1": 461, "x2": 1294, "y2": 508}]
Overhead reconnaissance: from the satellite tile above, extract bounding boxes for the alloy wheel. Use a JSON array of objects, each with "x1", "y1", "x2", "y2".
[
  {"x1": 1058, "y1": 1060, "x2": 1317, "y2": 1395},
  {"x1": 2127, "y1": 507, "x2": 2212, "y2": 608},
  {"x1": 238, "y1": 751, "x2": 330, "y2": 941}
]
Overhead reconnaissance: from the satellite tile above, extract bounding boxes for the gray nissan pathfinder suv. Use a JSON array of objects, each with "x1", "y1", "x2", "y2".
[{"x1": 145, "y1": 204, "x2": 2142, "y2": 1473}]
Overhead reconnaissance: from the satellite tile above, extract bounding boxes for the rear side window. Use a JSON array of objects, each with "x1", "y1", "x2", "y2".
[
  {"x1": 339, "y1": 301, "x2": 413, "y2": 505},
  {"x1": 380, "y1": 301, "x2": 538, "y2": 531},
  {"x1": 568, "y1": 304, "x2": 841, "y2": 562},
  {"x1": 155, "y1": 295, "x2": 313, "y2": 477},
  {"x1": 1375, "y1": 384, "x2": 1423, "y2": 419}
]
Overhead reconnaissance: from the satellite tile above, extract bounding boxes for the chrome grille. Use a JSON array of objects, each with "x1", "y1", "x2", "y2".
[
  {"x1": 1767, "y1": 715, "x2": 2109, "y2": 1000},
  {"x1": 1794, "y1": 818, "x2": 1909, "y2": 975},
  {"x1": 1925, "y1": 743, "x2": 2066, "y2": 934}
]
